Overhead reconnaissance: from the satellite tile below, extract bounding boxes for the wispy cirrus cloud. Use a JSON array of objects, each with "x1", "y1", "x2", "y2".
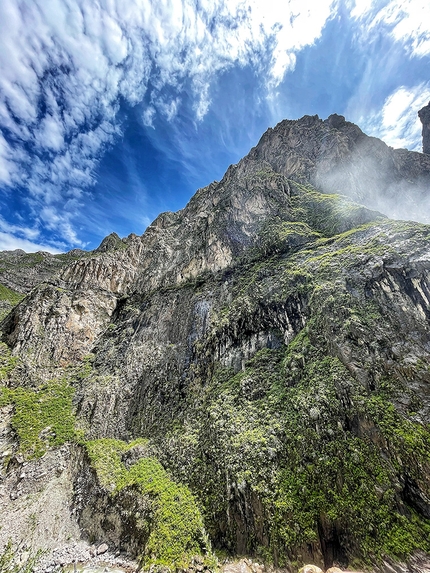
[
  {"x1": 0, "y1": 216, "x2": 40, "y2": 241},
  {"x1": 0, "y1": 216, "x2": 64, "y2": 253},
  {"x1": 351, "y1": 0, "x2": 430, "y2": 58},
  {"x1": 0, "y1": 0, "x2": 337, "y2": 248}
]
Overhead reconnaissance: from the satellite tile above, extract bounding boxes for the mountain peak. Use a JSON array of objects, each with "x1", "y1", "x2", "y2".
[
  {"x1": 95, "y1": 232, "x2": 125, "y2": 253},
  {"x1": 250, "y1": 112, "x2": 430, "y2": 222}
]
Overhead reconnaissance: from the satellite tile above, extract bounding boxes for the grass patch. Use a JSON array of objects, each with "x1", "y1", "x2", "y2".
[
  {"x1": 85, "y1": 438, "x2": 213, "y2": 570},
  {"x1": 0, "y1": 283, "x2": 24, "y2": 305},
  {"x1": 120, "y1": 458, "x2": 208, "y2": 568},
  {"x1": 0, "y1": 380, "x2": 78, "y2": 459},
  {"x1": 85, "y1": 437, "x2": 147, "y2": 490},
  {"x1": 0, "y1": 343, "x2": 19, "y2": 381}
]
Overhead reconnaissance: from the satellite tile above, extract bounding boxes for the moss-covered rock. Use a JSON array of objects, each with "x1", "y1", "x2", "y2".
[
  {"x1": 0, "y1": 379, "x2": 77, "y2": 459},
  {"x1": 84, "y1": 438, "x2": 215, "y2": 570}
]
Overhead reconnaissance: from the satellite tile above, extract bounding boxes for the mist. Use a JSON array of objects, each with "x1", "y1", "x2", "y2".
[{"x1": 312, "y1": 120, "x2": 430, "y2": 225}]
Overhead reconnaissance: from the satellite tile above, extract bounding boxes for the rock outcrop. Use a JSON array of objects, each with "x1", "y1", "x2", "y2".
[
  {"x1": 1, "y1": 114, "x2": 430, "y2": 572},
  {"x1": 419, "y1": 101, "x2": 430, "y2": 154}
]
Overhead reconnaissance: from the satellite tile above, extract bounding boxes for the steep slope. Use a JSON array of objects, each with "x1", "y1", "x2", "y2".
[
  {"x1": 0, "y1": 249, "x2": 80, "y2": 321},
  {"x1": 1, "y1": 115, "x2": 430, "y2": 571}
]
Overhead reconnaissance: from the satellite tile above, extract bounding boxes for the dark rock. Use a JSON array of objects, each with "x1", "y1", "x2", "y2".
[
  {"x1": 418, "y1": 101, "x2": 430, "y2": 154},
  {"x1": 401, "y1": 475, "x2": 430, "y2": 519},
  {"x1": 325, "y1": 113, "x2": 346, "y2": 129}
]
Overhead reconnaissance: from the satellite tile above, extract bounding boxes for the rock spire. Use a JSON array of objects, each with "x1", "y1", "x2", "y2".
[{"x1": 418, "y1": 101, "x2": 430, "y2": 154}]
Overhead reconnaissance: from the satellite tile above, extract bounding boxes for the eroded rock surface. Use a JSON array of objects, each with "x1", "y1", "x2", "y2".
[{"x1": 1, "y1": 114, "x2": 430, "y2": 571}]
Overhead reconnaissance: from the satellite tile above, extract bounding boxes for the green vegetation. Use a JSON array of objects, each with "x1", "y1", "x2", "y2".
[
  {"x1": 289, "y1": 180, "x2": 383, "y2": 237},
  {"x1": 257, "y1": 218, "x2": 321, "y2": 257},
  {"x1": 121, "y1": 458, "x2": 208, "y2": 568},
  {"x1": 188, "y1": 335, "x2": 430, "y2": 565},
  {"x1": 0, "y1": 379, "x2": 77, "y2": 459},
  {"x1": 75, "y1": 353, "x2": 95, "y2": 380},
  {"x1": 85, "y1": 437, "x2": 147, "y2": 490},
  {"x1": 275, "y1": 344, "x2": 430, "y2": 560},
  {"x1": 0, "y1": 253, "x2": 46, "y2": 270},
  {"x1": 0, "y1": 343, "x2": 19, "y2": 381},
  {"x1": 85, "y1": 438, "x2": 213, "y2": 570},
  {"x1": 54, "y1": 252, "x2": 88, "y2": 262},
  {"x1": 22, "y1": 253, "x2": 44, "y2": 265},
  {"x1": 0, "y1": 540, "x2": 43, "y2": 573},
  {"x1": 0, "y1": 284, "x2": 24, "y2": 306},
  {"x1": 0, "y1": 284, "x2": 25, "y2": 320}
]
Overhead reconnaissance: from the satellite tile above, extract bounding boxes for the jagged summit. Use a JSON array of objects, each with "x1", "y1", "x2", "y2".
[
  {"x1": 1, "y1": 114, "x2": 430, "y2": 572},
  {"x1": 250, "y1": 113, "x2": 430, "y2": 222},
  {"x1": 95, "y1": 232, "x2": 127, "y2": 253}
]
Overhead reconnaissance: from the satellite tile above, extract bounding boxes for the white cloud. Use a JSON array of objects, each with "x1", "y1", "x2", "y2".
[
  {"x1": 351, "y1": 0, "x2": 430, "y2": 58},
  {"x1": 157, "y1": 98, "x2": 182, "y2": 122},
  {"x1": 350, "y1": 0, "x2": 376, "y2": 19},
  {"x1": 0, "y1": 133, "x2": 15, "y2": 186},
  {"x1": 37, "y1": 114, "x2": 65, "y2": 151},
  {"x1": 359, "y1": 83, "x2": 430, "y2": 150},
  {"x1": 0, "y1": 231, "x2": 63, "y2": 253},
  {"x1": 0, "y1": 216, "x2": 65, "y2": 253},
  {"x1": 0, "y1": 0, "x2": 337, "y2": 246},
  {"x1": 142, "y1": 106, "x2": 156, "y2": 128},
  {"x1": 0, "y1": 216, "x2": 40, "y2": 241}
]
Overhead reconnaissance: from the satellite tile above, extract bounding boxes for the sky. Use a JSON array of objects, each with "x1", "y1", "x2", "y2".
[{"x1": 0, "y1": 0, "x2": 429, "y2": 253}]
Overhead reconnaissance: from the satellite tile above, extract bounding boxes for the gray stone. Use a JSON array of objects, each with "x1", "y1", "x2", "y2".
[
  {"x1": 298, "y1": 566, "x2": 323, "y2": 573},
  {"x1": 96, "y1": 544, "x2": 109, "y2": 555}
]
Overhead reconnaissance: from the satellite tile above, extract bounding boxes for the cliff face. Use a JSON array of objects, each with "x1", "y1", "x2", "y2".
[
  {"x1": 0, "y1": 250, "x2": 78, "y2": 321},
  {"x1": 1, "y1": 115, "x2": 430, "y2": 571}
]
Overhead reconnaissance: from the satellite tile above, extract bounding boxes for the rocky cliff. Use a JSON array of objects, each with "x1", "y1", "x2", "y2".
[
  {"x1": 1, "y1": 115, "x2": 430, "y2": 572},
  {"x1": 0, "y1": 234, "x2": 127, "y2": 321}
]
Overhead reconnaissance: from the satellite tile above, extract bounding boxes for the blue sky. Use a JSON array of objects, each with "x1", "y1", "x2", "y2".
[{"x1": 0, "y1": 0, "x2": 429, "y2": 252}]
